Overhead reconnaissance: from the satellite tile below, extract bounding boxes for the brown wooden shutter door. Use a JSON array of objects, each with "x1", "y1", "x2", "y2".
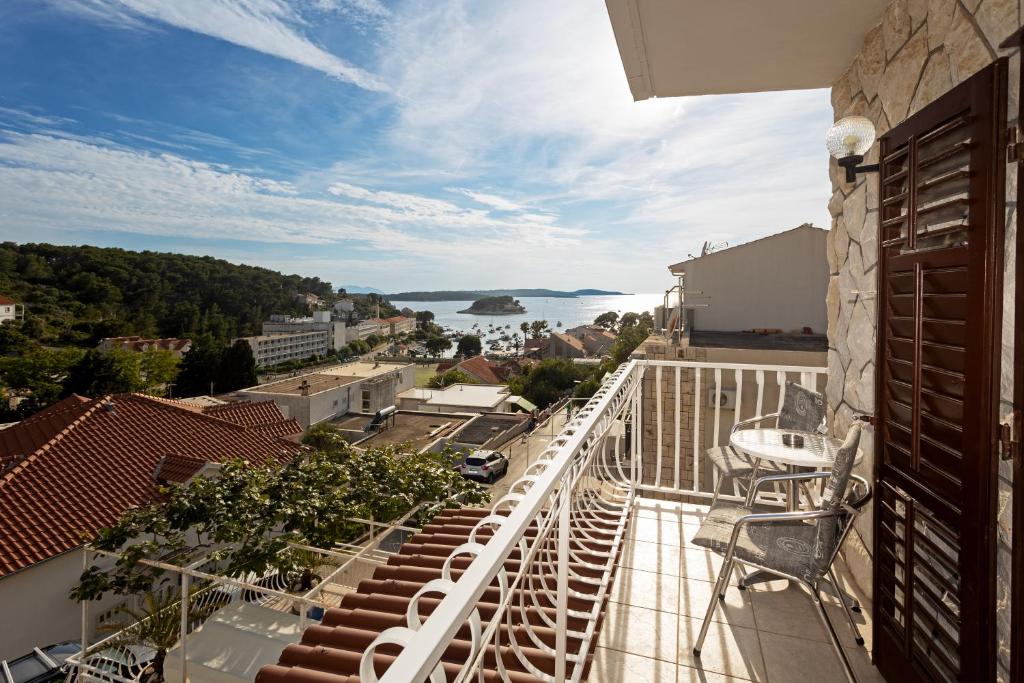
[{"x1": 873, "y1": 59, "x2": 1007, "y2": 683}]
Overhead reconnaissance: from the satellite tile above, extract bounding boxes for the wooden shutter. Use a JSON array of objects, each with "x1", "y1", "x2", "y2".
[{"x1": 873, "y1": 60, "x2": 1007, "y2": 683}]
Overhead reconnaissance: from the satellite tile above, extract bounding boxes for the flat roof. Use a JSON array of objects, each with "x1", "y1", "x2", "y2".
[
  {"x1": 243, "y1": 361, "x2": 412, "y2": 397},
  {"x1": 334, "y1": 411, "x2": 470, "y2": 450},
  {"x1": 689, "y1": 331, "x2": 828, "y2": 352},
  {"x1": 452, "y1": 413, "x2": 527, "y2": 446},
  {"x1": 397, "y1": 384, "x2": 510, "y2": 408}
]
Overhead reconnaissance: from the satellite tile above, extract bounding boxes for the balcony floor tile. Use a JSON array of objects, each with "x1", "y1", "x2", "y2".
[{"x1": 592, "y1": 497, "x2": 884, "y2": 682}]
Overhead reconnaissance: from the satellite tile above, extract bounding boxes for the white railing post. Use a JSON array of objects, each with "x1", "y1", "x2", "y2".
[
  {"x1": 554, "y1": 491, "x2": 570, "y2": 683},
  {"x1": 80, "y1": 547, "x2": 90, "y2": 682},
  {"x1": 180, "y1": 572, "x2": 189, "y2": 683}
]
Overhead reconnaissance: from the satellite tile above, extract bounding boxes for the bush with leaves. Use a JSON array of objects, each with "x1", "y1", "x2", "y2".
[
  {"x1": 427, "y1": 368, "x2": 476, "y2": 389},
  {"x1": 71, "y1": 439, "x2": 487, "y2": 603}
]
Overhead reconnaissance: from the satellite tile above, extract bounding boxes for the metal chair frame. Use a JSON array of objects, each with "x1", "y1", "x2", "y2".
[{"x1": 693, "y1": 472, "x2": 872, "y2": 683}]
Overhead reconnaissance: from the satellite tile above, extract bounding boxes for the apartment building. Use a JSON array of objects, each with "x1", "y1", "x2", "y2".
[
  {"x1": 240, "y1": 330, "x2": 331, "y2": 367},
  {"x1": 233, "y1": 361, "x2": 416, "y2": 427}
]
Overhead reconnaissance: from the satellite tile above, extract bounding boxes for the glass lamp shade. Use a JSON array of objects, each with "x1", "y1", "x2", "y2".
[{"x1": 826, "y1": 116, "x2": 876, "y2": 159}]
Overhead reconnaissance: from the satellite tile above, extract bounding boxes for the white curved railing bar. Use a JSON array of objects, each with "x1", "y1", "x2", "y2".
[
  {"x1": 367, "y1": 361, "x2": 641, "y2": 683},
  {"x1": 358, "y1": 358, "x2": 828, "y2": 683}
]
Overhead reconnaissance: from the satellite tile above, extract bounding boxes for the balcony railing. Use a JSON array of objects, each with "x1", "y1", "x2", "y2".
[{"x1": 359, "y1": 357, "x2": 827, "y2": 682}]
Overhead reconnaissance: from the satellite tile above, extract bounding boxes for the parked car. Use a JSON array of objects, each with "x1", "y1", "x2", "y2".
[
  {"x1": 2, "y1": 642, "x2": 81, "y2": 683},
  {"x1": 457, "y1": 450, "x2": 509, "y2": 483}
]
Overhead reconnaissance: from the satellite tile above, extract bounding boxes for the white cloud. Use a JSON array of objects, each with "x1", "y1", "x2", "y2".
[
  {"x1": 449, "y1": 188, "x2": 527, "y2": 212},
  {"x1": 52, "y1": 0, "x2": 388, "y2": 91},
  {"x1": 0, "y1": 130, "x2": 598, "y2": 284}
]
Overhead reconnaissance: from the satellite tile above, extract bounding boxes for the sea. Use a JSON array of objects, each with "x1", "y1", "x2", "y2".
[{"x1": 389, "y1": 293, "x2": 665, "y2": 339}]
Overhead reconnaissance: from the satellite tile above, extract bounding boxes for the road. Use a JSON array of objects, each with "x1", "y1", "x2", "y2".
[{"x1": 486, "y1": 410, "x2": 570, "y2": 501}]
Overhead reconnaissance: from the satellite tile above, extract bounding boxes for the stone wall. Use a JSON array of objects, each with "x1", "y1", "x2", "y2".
[
  {"x1": 827, "y1": 0, "x2": 1019, "y2": 678},
  {"x1": 633, "y1": 334, "x2": 706, "y2": 494}
]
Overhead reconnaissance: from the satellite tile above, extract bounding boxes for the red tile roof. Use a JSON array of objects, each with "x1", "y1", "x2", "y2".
[
  {"x1": 0, "y1": 295, "x2": 15, "y2": 305},
  {"x1": 204, "y1": 400, "x2": 291, "y2": 427},
  {"x1": 100, "y1": 336, "x2": 192, "y2": 353},
  {"x1": 551, "y1": 332, "x2": 585, "y2": 353},
  {"x1": 152, "y1": 453, "x2": 208, "y2": 483},
  {"x1": 257, "y1": 505, "x2": 629, "y2": 683},
  {"x1": 455, "y1": 355, "x2": 503, "y2": 384},
  {"x1": 0, "y1": 393, "x2": 304, "y2": 576}
]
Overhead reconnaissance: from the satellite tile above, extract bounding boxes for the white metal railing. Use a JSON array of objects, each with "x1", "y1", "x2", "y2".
[{"x1": 359, "y1": 357, "x2": 827, "y2": 682}]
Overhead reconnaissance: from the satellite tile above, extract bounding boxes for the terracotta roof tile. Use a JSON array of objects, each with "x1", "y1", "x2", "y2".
[
  {"x1": 0, "y1": 295, "x2": 15, "y2": 305},
  {"x1": 0, "y1": 394, "x2": 304, "y2": 576},
  {"x1": 203, "y1": 400, "x2": 294, "y2": 429},
  {"x1": 455, "y1": 356, "x2": 503, "y2": 384}
]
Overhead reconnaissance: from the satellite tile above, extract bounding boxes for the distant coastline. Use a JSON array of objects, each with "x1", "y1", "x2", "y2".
[{"x1": 388, "y1": 288, "x2": 627, "y2": 302}]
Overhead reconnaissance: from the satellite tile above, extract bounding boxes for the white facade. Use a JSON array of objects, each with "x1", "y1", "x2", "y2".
[
  {"x1": 670, "y1": 224, "x2": 829, "y2": 334},
  {"x1": 235, "y1": 362, "x2": 416, "y2": 427},
  {"x1": 0, "y1": 299, "x2": 19, "y2": 324},
  {"x1": 242, "y1": 330, "x2": 331, "y2": 367},
  {"x1": 396, "y1": 384, "x2": 515, "y2": 414},
  {"x1": 0, "y1": 549, "x2": 122, "y2": 660}
]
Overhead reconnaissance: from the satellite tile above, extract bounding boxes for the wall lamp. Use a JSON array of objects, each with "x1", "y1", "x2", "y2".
[{"x1": 827, "y1": 115, "x2": 879, "y2": 183}]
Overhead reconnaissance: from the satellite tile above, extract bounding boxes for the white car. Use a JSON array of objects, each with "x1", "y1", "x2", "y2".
[{"x1": 457, "y1": 450, "x2": 509, "y2": 484}]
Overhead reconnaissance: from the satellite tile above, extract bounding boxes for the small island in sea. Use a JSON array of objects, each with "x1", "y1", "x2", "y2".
[{"x1": 457, "y1": 295, "x2": 527, "y2": 315}]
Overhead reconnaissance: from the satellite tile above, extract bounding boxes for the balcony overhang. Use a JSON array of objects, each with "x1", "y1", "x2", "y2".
[{"x1": 605, "y1": 0, "x2": 889, "y2": 100}]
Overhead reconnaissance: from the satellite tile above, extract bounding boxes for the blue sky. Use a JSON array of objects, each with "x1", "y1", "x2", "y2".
[{"x1": 0, "y1": 0, "x2": 834, "y2": 293}]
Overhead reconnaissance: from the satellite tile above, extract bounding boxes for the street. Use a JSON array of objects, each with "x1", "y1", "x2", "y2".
[{"x1": 485, "y1": 410, "x2": 570, "y2": 501}]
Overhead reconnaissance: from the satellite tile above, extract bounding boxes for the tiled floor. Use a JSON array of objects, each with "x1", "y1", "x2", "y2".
[{"x1": 590, "y1": 499, "x2": 885, "y2": 683}]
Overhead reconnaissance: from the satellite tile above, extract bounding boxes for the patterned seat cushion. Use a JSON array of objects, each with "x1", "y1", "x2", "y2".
[
  {"x1": 778, "y1": 382, "x2": 826, "y2": 433},
  {"x1": 691, "y1": 502, "x2": 819, "y2": 581},
  {"x1": 706, "y1": 446, "x2": 785, "y2": 478}
]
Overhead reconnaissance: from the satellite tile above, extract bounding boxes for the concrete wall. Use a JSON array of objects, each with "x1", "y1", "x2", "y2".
[
  {"x1": 826, "y1": 1, "x2": 1019, "y2": 677},
  {"x1": 682, "y1": 225, "x2": 829, "y2": 334},
  {"x1": 0, "y1": 549, "x2": 121, "y2": 660}
]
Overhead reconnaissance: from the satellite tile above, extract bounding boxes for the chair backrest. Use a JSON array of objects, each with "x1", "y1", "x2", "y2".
[
  {"x1": 778, "y1": 382, "x2": 826, "y2": 433},
  {"x1": 809, "y1": 423, "x2": 862, "y2": 581}
]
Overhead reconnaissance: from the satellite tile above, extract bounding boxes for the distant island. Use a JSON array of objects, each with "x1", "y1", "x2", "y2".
[
  {"x1": 457, "y1": 296, "x2": 528, "y2": 315},
  {"x1": 389, "y1": 288, "x2": 627, "y2": 302}
]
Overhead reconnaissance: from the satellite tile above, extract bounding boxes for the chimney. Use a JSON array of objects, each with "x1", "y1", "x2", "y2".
[{"x1": 300, "y1": 380, "x2": 310, "y2": 397}]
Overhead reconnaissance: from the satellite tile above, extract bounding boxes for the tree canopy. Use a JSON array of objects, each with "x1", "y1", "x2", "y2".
[
  {"x1": 71, "y1": 438, "x2": 487, "y2": 603},
  {"x1": 456, "y1": 335, "x2": 482, "y2": 358},
  {"x1": 427, "y1": 368, "x2": 476, "y2": 388}
]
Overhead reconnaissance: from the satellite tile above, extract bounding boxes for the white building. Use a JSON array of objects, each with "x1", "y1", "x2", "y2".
[
  {"x1": 667, "y1": 224, "x2": 829, "y2": 335},
  {"x1": 395, "y1": 384, "x2": 528, "y2": 414},
  {"x1": 0, "y1": 295, "x2": 22, "y2": 324},
  {"x1": 234, "y1": 361, "x2": 416, "y2": 427},
  {"x1": 241, "y1": 330, "x2": 331, "y2": 367}
]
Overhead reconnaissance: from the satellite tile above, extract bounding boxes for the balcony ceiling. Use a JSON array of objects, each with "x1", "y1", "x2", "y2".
[{"x1": 605, "y1": 0, "x2": 890, "y2": 100}]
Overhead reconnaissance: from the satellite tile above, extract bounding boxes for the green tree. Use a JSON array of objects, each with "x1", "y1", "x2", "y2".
[
  {"x1": 427, "y1": 368, "x2": 475, "y2": 388},
  {"x1": 139, "y1": 348, "x2": 180, "y2": 393},
  {"x1": 0, "y1": 346, "x2": 82, "y2": 418},
  {"x1": 425, "y1": 336, "x2": 452, "y2": 356},
  {"x1": 507, "y1": 359, "x2": 587, "y2": 408},
  {"x1": 618, "y1": 312, "x2": 640, "y2": 330},
  {"x1": 175, "y1": 335, "x2": 222, "y2": 397},
  {"x1": 593, "y1": 311, "x2": 619, "y2": 329},
  {"x1": 529, "y1": 320, "x2": 550, "y2": 339},
  {"x1": 456, "y1": 335, "x2": 482, "y2": 358},
  {"x1": 62, "y1": 349, "x2": 142, "y2": 398},
  {"x1": 415, "y1": 310, "x2": 435, "y2": 328},
  {"x1": 217, "y1": 339, "x2": 257, "y2": 392},
  {"x1": 71, "y1": 443, "x2": 487, "y2": 603}
]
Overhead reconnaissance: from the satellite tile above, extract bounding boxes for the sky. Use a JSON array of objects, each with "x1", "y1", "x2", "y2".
[{"x1": 0, "y1": 0, "x2": 834, "y2": 294}]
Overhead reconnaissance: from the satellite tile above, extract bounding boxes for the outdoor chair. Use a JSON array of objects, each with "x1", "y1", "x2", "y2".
[
  {"x1": 691, "y1": 424, "x2": 869, "y2": 683},
  {"x1": 707, "y1": 381, "x2": 827, "y2": 506}
]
